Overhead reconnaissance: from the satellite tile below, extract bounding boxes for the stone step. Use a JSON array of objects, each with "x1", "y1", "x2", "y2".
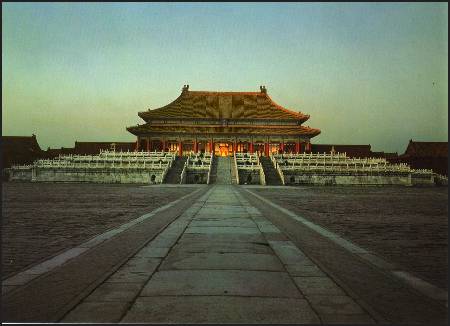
[
  {"x1": 215, "y1": 157, "x2": 233, "y2": 185},
  {"x1": 260, "y1": 157, "x2": 283, "y2": 186},
  {"x1": 163, "y1": 157, "x2": 188, "y2": 184}
]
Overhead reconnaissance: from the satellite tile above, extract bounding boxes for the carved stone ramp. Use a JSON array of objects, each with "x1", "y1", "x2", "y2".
[
  {"x1": 59, "y1": 186, "x2": 373, "y2": 324},
  {"x1": 214, "y1": 157, "x2": 232, "y2": 184}
]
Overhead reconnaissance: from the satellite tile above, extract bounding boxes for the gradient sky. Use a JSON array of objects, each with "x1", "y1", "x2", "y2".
[{"x1": 2, "y1": 2, "x2": 448, "y2": 153}]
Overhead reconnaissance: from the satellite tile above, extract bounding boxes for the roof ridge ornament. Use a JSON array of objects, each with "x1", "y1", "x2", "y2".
[
  {"x1": 260, "y1": 85, "x2": 267, "y2": 94},
  {"x1": 182, "y1": 84, "x2": 189, "y2": 92}
]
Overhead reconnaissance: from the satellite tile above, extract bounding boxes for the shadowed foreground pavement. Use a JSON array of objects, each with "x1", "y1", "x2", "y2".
[{"x1": 1, "y1": 185, "x2": 447, "y2": 324}]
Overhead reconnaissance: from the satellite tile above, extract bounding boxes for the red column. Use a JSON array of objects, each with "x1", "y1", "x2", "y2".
[
  {"x1": 146, "y1": 139, "x2": 150, "y2": 152},
  {"x1": 249, "y1": 142, "x2": 254, "y2": 154},
  {"x1": 265, "y1": 142, "x2": 270, "y2": 157},
  {"x1": 306, "y1": 142, "x2": 311, "y2": 152},
  {"x1": 234, "y1": 140, "x2": 237, "y2": 153},
  {"x1": 211, "y1": 140, "x2": 214, "y2": 154},
  {"x1": 194, "y1": 141, "x2": 198, "y2": 153},
  {"x1": 178, "y1": 141, "x2": 183, "y2": 157},
  {"x1": 135, "y1": 138, "x2": 139, "y2": 151},
  {"x1": 162, "y1": 139, "x2": 166, "y2": 152},
  {"x1": 295, "y1": 141, "x2": 300, "y2": 154},
  {"x1": 280, "y1": 142, "x2": 284, "y2": 153}
]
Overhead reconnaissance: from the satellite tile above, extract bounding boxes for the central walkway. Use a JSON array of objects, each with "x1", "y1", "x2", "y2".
[{"x1": 62, "y1": 185, "x2": 373, "y2": 323}]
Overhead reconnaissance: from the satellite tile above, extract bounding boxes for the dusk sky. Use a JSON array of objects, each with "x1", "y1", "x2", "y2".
[{"x1": 2, "y1": 2, "x2": 448, "y2": 153}]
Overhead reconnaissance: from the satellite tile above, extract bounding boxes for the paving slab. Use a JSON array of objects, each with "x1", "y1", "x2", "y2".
[
  {"x1": 124, "y1": 257, "x2": 161, "y2": 273},
  {"x1": 134, "y1": 246, "x2": 170, "y2": 258},
  {"x1": 2, "y1": 272, "x2": 40, "y2": 286},
  {"x1": 84, "y1": 282, "x2": 143, "y2": 302},
  {"x1": 196, "y1": 209, "x2": 250, "y2": 219},
  {"x1": 185, "y1": 226, "x2": 261, "y2": 235},
  {"x1": 293, "y1": 277, "x2": 347, "y2": 296},
  {"x1": 320, "y1": 313, "x2": 376, "y2": 324},
  {"x1": 190, "y1": 219, "x2": 256, "y2": 228},
  {"x1": 106, "y1": 268, "x2": 150, "y2": 284},
  {"x1": 172, "y1": 240, "x2": 272, "y2": 254},
  {"x1": 121, "y1": 296, "x2": 320, "y2": 323},
  {"x1": 181, "y1": 233, "x2": 265, "y2": 243},
  {"x1": 269, "y1": 241, "x2": 311, "y2": 264},
  {"x1": 159, "y1": 252, "x2": 284, "y2": 271},
  {"x1": 306, "y1": 295, "x2": 367, "y2": 315},
  {"x1": 258, "y1": 225, "x2": 282, "y2": 233},
  {"x1": 285, "y1": 263, "x2": 326, "y2": 277},
  {"x1": 62, "y1": 301, "x2": 130, "y2": 323},
  {"x1": 140, "y1": 270, "x2": 302, "y2": 297},
  {"x1": 263, "y1": 232, "x2": 290, "y2": 241}
]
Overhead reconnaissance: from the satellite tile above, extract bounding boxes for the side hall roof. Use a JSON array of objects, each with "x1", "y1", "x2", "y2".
[
  {"x1": 311, "y1": 144, "x2": 373, "y2": 158},
  {"x1": 402, "y1": 140, "x2": 448, "y2": 158}
]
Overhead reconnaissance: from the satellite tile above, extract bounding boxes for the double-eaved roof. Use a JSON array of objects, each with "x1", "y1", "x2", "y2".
[{"x1": 127, "y1": 86, "x2": 320, "y2": 138}]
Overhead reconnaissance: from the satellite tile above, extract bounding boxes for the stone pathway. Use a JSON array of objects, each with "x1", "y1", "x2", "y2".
[
  {"x1": 61, "y1": 186, "x2": 373, "y2": 323},
  {"x1": 3, "y1": 185, "x2": 446, "y2": 323}
]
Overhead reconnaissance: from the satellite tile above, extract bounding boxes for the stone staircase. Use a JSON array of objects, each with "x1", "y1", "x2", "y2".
[
  {"x1": 214, "y1": 157, "x2": 233, "y2": 185},
  {"x1": 163, "y1": 156, "x2": 187, "y2": 184},
  {"x1": 208, "y1": 156, "x2": 218, "y2": 184},
  {"x1": 260, "y1": 156, "x2": 283, "y2": 185}
]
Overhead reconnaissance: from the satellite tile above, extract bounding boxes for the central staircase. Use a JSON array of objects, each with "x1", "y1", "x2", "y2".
[
  {"x1": 260, "y1": 156, "x2": 283, "y2": 185},
  {"x1": 163, "y1": 156, "x2": 187, "y2": 184},
  {"x1": 213, "y1": 157, "x2": 233, "y2": 184}
]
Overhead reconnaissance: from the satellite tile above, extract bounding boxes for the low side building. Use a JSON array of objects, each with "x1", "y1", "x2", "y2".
[
  {"x1": 43, "y1": 142, "x2": 137, "y2": 158},
  {"x1": 1, "y1": 135, "x2": 44, "y2": 169},
  {"x1": 311, "y1": 144, "x2": 373, "y2": 158},
  {"x1": 73, "y1": 141, "x2": 136, "y2": 155},
  {"x1": 397, "y1": 140, "x2": 448, "y2": 176}
]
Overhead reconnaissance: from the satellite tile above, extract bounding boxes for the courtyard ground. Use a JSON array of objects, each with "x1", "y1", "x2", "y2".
[
  {"x1": 250, "y1": 186, "x2": 448, "y2": 290},
  {"x1": 1, "y1": 183, "x2": 447, "y2": 324},
  {"x1": 1, "y1": 183, "x2": 198, "y2": 277}
]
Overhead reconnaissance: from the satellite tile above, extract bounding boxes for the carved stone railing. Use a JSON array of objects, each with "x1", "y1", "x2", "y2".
[
  {"x1": 207, "y1": 152, "x2": 214, "y2": 185},
  {"x1": 259, "y1": 165, "x2": 266, "y2": 186},
  {"x1": 179, "y1": 158, "x2": 188, "y2": 184},
  {"x1": 233, "y1": 153, "x2": 240, "y2": 185}
]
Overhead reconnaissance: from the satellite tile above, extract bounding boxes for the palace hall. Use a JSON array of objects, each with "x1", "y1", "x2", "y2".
[{"x1": 126, "y1": 85, "x2": 321, "y2": 157}]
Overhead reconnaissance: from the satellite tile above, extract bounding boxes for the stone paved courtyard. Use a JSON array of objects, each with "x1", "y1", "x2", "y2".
[
  {"x1": 1, "y1": 183, "x2": 198, "y2": 277},
  {"x1": 251, "y1": 186, "x2": 448, "y2": 290},
  {"x1": 1, "y1": 183, "x2": 448, "y2": 324}
]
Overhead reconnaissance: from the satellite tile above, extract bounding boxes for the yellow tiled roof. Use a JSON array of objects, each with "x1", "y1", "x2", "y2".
[
  {"x1": 138, "y1": 90, "x2": 310, "y2": 121},
  {"x1": 127, "y1": 124, "x2": 321, "y2": 137}
]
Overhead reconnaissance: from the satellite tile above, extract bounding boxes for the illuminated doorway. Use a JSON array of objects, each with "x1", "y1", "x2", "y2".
[{"x1": 215, "y1": 143, "x2": 232, "y2": 156}]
